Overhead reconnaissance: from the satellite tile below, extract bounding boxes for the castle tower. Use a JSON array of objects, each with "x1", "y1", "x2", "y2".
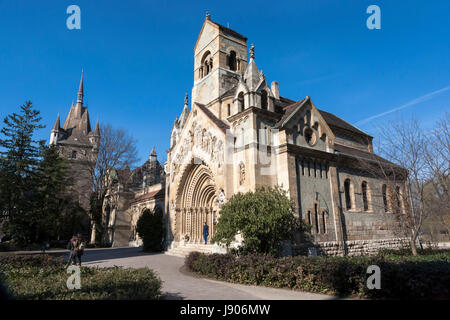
[{"x1": 50, "y1": 71, "x2": 99, "y2": 212}]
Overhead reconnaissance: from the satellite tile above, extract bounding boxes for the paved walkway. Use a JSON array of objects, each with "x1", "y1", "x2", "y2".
[{"x1": 66, "y1": 247, "x2": 337, "y2": 300}]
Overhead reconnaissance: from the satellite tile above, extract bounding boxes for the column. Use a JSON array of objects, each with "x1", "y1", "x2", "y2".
[
  {"x1": 329, "y1": 164, "x2": 346, "y2": 255},
  {"x1": 188, "y1": 209, "x2": 192, "y2": 242}
]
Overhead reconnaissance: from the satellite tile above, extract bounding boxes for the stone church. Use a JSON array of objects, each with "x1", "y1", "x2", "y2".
[
  {"x1": 163, "y1": 14, "x2": 408, "y2": 256},
  {"x1": 51, "y1": 14, "x2": 408, "y2": 255}
]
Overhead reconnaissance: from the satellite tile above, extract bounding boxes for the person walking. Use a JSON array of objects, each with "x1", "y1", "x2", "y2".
[
  {"x1": 203, "y1": 222, "x2": 209, "y2": 245},
  {"x1": 73, "y1": 234, "x2": 85, "y2": 266},
  {"x1": 66, "y1": 235, "x2": 76, "y2": 267}
]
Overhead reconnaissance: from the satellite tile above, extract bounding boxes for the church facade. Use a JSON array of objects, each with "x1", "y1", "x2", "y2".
[{"x1": 164, "y1": 14, "x2": 408, "y2": 256}]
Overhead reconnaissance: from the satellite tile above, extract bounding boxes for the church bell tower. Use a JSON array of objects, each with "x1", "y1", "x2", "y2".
[{"x1": 191, "y1": 12, "x2": 248, "y2": 106}]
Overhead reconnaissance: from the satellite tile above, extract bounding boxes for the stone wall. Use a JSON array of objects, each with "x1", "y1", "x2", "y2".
[{"x1": 293, "y1": 237, "x2": 409, "y2": 256}]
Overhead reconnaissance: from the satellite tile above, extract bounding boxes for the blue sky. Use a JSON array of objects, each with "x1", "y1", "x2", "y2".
[{"x1": 0, "y1": 0, "x2": 449, "y2": 164}]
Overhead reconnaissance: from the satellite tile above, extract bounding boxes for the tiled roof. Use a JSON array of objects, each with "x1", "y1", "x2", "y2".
[
  {"x1": 133, "y1": 189, "x2": 164, "y2": 202},
  {"x1": 195, "y1": 103, "x2": 230, "y2": 133},
  {"x1": 318, "y1": 109, "x2": 371, "y2": 137},
  {"x1": 211, "y1": 20, "x2": 248, "y2": 41},
  {"x1": 275, "y1": 99, "x2": 305, "y2": 127},
  {"x1": 334, "y1": 144, "x2": 395, "y2": 166},
  {"x1": 274, "y1": 98, "x2": 371, "y2": 137}
]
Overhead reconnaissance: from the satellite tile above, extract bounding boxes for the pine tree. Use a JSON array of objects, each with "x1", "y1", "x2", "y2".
[
  {"x1": 34, "y1": 145, "x2": 77, "y2": 241},
  {"x1": 0, "y1": 101, "x2": 45, "y2": 244}
]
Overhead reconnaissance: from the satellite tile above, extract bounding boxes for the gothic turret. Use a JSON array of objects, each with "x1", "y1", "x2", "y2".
[
  {"x1": 179, "y1": 93, "x2": 190, "y2": 128},
  {"x1": 149, "y1": 146, "x2": 157, "y2": 163},
  {"x1": 91, "y1": 120, "x2": 100, "y2": 150},
  {"x1": 243, "y1": 44, "x2": 262, "y2": 91},
  {"x1": 49, "y1": 114, "x2": 60, "y2": 145}
]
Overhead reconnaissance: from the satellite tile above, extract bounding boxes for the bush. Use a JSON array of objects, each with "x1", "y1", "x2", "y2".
[
  {"x1": 184, "y1": 251, "x2": 450, "y2": 299},
  {"x1": 136, "y1": 206, "x2": 164, "y2": 252},
  {"x1": 212, "y1": 186, "x2": 308, "y2": 255},
  {"x1": 0, "y1": 254, "x2": 163, "y2": 300}
]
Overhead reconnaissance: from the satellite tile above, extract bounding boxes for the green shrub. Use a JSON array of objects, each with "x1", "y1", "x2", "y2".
[
  {"x1": 212, "y1": 186, "x2": 308, "y2": 255},
  {"x1": 184, "y1": 251, "x2": 450, "y2": 299},
  {"x1": 136, "y1": 206, "x2": 164, "y2": 252},
  {"x1": 0, "y1": 254, "x2": 163, "y2": 300}
]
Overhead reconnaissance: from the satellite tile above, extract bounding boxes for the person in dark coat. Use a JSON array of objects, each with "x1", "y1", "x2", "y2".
[
  {"x1": 66, "y1": 235, "x2": 76, "y2": 267},
  {"x1": 73, "y1": 234, "x2": 85, "y2": 266},
  {"x1": 203, "y1": 222, "x2": 209, "y2": 245}
]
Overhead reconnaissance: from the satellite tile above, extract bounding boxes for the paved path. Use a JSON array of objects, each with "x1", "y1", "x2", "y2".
[{"x1": 65, "y1": 247, "x2": 337, "y2": 300}]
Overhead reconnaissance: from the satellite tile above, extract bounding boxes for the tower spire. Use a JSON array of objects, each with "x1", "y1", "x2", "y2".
[
  {"x1": 52, "y1": 113, "x2": 60, "y2": 131},
  {"x1": 150, "y1": 146, "x2": 157, "y2": 162},
  {"x1": 94, "y1": 120, "x2": 100, "y2": 136},
  {"x1": 77, "y1": 69, "x2": 84, "y2": 105}
]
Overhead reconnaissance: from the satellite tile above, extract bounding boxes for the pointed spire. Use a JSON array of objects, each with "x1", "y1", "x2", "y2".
[
  {"x1": 179, "y1": 93, "x2": 190, "y2": 128},
  {"x1": 77, "y1": 69, "x2": 84, "y2": 105},
  {"x1": 94, "y1": 120, "x2": 100, "y2": 136},
  {"x1": 244, "y1": 44, "x2": 261, "y2": 91},
  {"x1": 149, "y1": 146, "x2": 157, "y2": 162},
  {"x1": 52, "y1": 114, "x2": 60, "y2": 132}
]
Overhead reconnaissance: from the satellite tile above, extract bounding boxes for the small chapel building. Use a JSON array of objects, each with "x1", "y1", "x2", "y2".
[{"x1": 164, "y1": 14, "x2": 408, "y2": 256}]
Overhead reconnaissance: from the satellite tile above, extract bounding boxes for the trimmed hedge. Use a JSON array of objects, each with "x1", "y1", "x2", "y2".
[
  {"x1": 0, "y1": 254, "x2": 163, "y2": 300},
  {"x1": 185, "y1": 251, "x2": 450, "y2": 299}
]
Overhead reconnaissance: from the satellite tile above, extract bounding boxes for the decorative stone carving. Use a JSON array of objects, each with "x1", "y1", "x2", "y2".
[
  {"x1": 217, "y1": 189, "x2": 225, "y2": 206},
  {"x1": 239, "y1": 162, "x2": 245, "y2": 185}
]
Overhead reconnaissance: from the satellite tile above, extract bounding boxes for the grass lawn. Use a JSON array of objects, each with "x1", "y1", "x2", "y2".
[{"x1": 0, "y1": 254, "x2": 162, "y2": 300}]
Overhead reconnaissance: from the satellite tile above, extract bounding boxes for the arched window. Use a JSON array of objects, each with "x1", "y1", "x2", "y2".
[
  {"x1": 362, "y1": 181, "x2": 369, "y2": 211},
  {"x1": 382, "y1": 184, "x2": 388, "y2": 212},
  {"x1": 261, "y1": 90, "x2": 268, "y2": 110},
  {"x1": 344, "y1": 179, "x2": 354, "y2": 210},
  {"x1": 314, "y1": 203, "x2": 319, "y2": 234},
  {"x1": 227, "y1": 104, "x2": 231, "y2": 117},
  {"x1": 395, "y1": 186, "x2": 402, "y2": 213},
  {"x1": 228, "y1": 50, "x2": 237, "y2": 71},
  {"x1": 322, "y1": 211, "x2": 327, "y2": 233},
  {"x1": 201, "y1": 51, "x2": 212, "y2": 78},
  {"x1": 237, "y1": 92, "x2": 244, "y2": 112},
  {"x1": 71, "y1": 150, "x2": 77, "y2": 159},
  {"x1": 104, "y1": 205, "x2": 111, "y2": 227}
]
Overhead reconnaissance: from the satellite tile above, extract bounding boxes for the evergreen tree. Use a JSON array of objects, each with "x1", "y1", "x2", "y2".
[
  {"x1": 212, "y1": 186, "x2": 308, "y2": 255},
  {"x1": 0, "y1": 101, "x2": 45, "y2": 245},
  {"x1": 136, "y1": 206, "x2": 164, "y2": 252},
  {"x1": 34, "y1": 145, "x2": 77, "y2": 241}
]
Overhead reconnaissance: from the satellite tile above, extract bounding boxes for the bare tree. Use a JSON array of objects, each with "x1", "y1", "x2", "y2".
[
  {"x1": 423, "y1": 113, "x2": 450, "y2": 241},
  {"x1": 89, "y1": 124, "x2": 139, "y2": 243},
  {"x1": 356, "y1": 117, "x2": 429, "y2": 255}
]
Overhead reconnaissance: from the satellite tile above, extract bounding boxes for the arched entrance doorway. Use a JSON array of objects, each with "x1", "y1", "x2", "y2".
[{"x1": 176, "y1": 164, "x2": 218, "y2": 243}]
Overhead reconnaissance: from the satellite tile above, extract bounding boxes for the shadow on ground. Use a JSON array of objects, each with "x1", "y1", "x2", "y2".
[{"x1": 66, "y1": 247, "x2": 159, "y2": 265}]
